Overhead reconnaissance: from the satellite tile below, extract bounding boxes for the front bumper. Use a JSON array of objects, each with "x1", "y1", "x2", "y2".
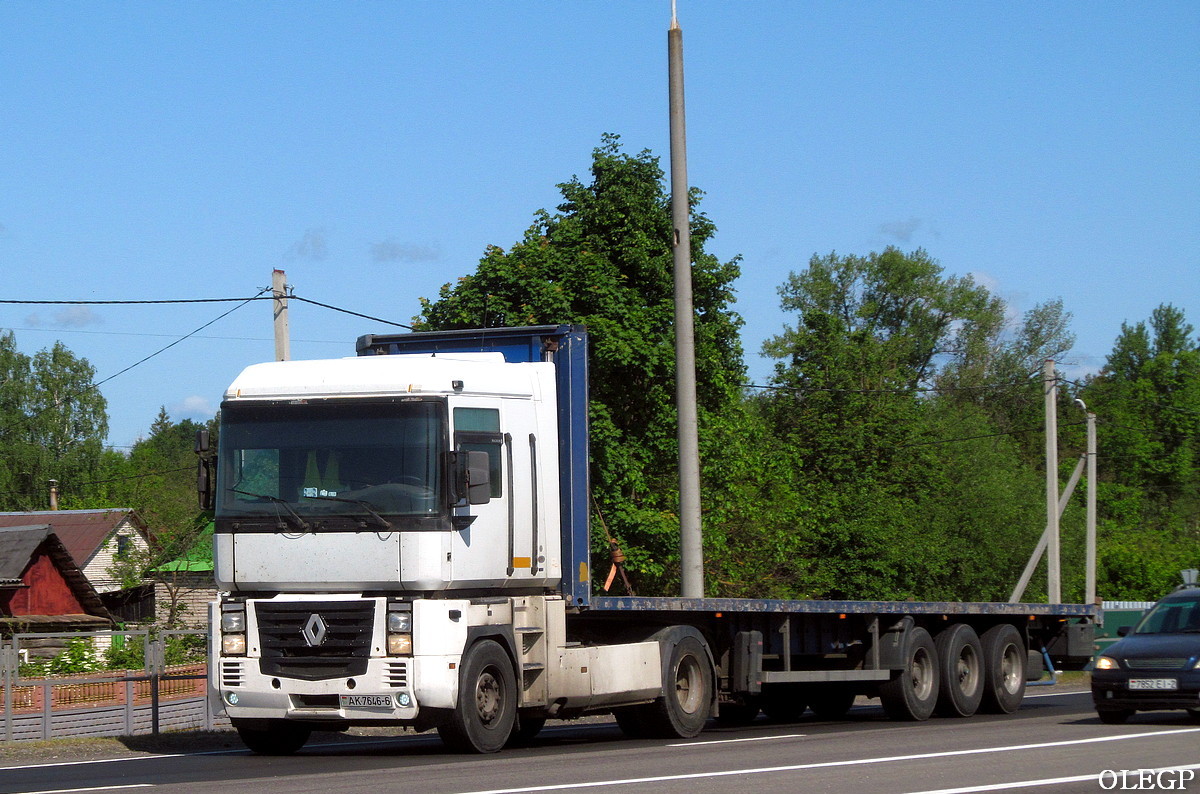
[
  {"x1": 1091, "y1": 670, "x2": 1200, "y2": 712},
  {"x1": 212, "y1": 655, "x2": 420, "y2": 723}
]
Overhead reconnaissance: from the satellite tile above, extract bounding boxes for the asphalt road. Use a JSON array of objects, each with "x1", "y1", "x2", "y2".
[{"x1": 2, "y1": 690, "x2": 1198, "y2": 794}]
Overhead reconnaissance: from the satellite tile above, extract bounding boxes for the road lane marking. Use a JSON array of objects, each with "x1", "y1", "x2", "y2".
[
  {"x1": 456, "y1": 727, "x2": 1200, "y2": 794},
  {"x1": 907, "y1": 762, "x2": 1200, "y2": 793},
  {"x1": 668, "y1": 733, "x2": 806, "y2": 746},
  {"x1": 9, "y1": 786, "x2": 154, "y2": 794},
  {"x1": 1023, "y1": 689, "x2": 1090, "y2": 699}
]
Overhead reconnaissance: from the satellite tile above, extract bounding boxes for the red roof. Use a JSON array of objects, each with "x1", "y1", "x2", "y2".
[{"x1": 0, "y1": 509, "x2": 147, "y2": 569}]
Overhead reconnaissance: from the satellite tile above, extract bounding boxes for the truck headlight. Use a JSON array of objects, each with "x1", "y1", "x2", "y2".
[
  {"x1": 221, "y1": 610, "x2": 246, "y2": 632},
  {"x1": 387, "y1": 611, "x2": 412, "y2": 633},
  {"x1": 1094, "y1": 656, "x2": 1119, "y2": 670},
  {"x1": 223, "y1": 634, "x2": 247, "y2": 655},
  {"x1": 387, "y1": 634, "x2": 413, "y2": 655}
]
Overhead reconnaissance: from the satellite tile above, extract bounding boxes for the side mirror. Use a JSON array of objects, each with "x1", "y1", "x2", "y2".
[
  {"x1": 449, "y1": 450, "x2": 491, "y2": 506},
  {"x1": 196, "y1": 429, "x2": 214, "y2": 510},
  {"x1": 1116, "y1": 626, "x2": 1131, "y2": 637},
  {"x1": 464, "y1": 450, "x2": 491, "y2": 505}
]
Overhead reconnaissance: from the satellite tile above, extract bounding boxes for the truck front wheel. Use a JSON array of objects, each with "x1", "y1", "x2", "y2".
[{"x1": 438, "y1": 639, "x2": 517, "y2": 753}]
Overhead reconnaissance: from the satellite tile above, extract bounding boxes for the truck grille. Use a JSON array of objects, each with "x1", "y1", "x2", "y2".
[{"x1": 256, "y1": 601, "x2": 374, "y2": 681}]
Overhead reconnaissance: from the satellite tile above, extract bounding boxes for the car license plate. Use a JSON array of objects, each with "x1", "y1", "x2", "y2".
[
  {"x1": 1128, "y1": 678, "x2": 1178, "y2": 691},
  {"x1": 340, "y1": 694, "x2": 395, "y2": 709}
]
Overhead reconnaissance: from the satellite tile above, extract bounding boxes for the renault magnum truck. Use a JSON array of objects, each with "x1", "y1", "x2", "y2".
[{"x1": 202, "y1": 324, "x2": 1096, "y2": 754}]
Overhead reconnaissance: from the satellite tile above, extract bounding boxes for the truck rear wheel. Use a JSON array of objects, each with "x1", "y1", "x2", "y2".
[
  {"x1": 638, "y1": 635, "x2": 713, "y2": 739},
  {"x1": 979, "y1": 624, "x2": 1026, "y2": 714},
  {"x1": 233, "y1": 719, "x2": 311, "y2": 755},
  {"x1": 879, "y1": 626, "x2": 939, "y2": 721},
  {"x1": 934, "y1": 624, "x2": 984, "y2": 718},
  {"x1": 438, "y1": 639, "x2": 517, "y2": 753}
]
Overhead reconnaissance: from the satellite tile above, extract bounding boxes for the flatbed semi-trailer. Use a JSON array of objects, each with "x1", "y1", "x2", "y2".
[{"x1": 203, "y1": 324, "x2": 1096, "y2": 754}]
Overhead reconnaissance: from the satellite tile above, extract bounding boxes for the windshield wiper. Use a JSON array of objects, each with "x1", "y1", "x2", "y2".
[
  {"x1": 306, "y1": 495, "x2": 393, "y2": 530},
  {"x1": 231, "y1": 488, "x2": 312, "y2": 531}
]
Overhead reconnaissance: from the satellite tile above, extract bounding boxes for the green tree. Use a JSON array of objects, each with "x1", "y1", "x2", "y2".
[
  {"x1": 1081, "y1": 304, "x2": 1200, "y2": 597},
  {"x1": 106, "y1": 407, "x2": 215, "y2": 626},
  {"x1": 417, "y1": 135, "x2": 745, "y2": 593},
  {"x1": 0, "y1": 333, "x2": 108, "y2": 510},
  {"x1": 759, "y1": 248, "x2": 1077, "y2": 600}
]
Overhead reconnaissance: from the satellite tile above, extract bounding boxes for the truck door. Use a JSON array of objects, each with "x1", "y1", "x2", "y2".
[{"x1": 450, "y1": 400, "x2": 545, "y2": 587}]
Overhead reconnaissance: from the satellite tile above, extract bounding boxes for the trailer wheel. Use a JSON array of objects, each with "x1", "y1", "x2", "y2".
[
  {"x1": 879, "y1": 626, "x2": 939, "y2": 721},
  {"x1": 807, "y1": 687, "x2": 856, "y2": 720},
  {"x1": 979, "y1": 624, "x2": 1026, "y2": 714},
  {"x1": 233, "y1": 720, "x2": 311, "y2": 755},
  {"x1": 641, "y1": 635, "x2": 713, "y2": 738},
  {"x1": 438, "y1": 639, "x2": 517, "y2": 753},
  {"x1": 934, "y1": 624, "x2": 984, "y2": 718}
]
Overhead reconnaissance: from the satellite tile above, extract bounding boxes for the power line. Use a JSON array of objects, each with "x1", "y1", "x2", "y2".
[
  {"x1": 1, "y1": 326, "x2": 345, "y2": 345},
  {"x1": 1, "y1": 292, "x2": 414, "y2": 331}
]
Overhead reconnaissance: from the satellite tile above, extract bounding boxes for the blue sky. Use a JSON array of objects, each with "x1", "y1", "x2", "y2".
[{"x1": 1, "y1": 2, "x2": 1197, "y2": 448}]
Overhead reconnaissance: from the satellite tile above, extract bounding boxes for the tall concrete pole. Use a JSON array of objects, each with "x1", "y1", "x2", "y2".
[
  {"x1": 1044, "y1": 359, "x2": 1061, "y2": 603},
  {"x1": 273, "y1": 269, "x2": 290, "y2": 362},
  {"x1": 669, "y1": 3, "x2": 704, "y2": 598},
  {"x1": 1085, "y1": 409, "x2": 1097, "y2": 604}
]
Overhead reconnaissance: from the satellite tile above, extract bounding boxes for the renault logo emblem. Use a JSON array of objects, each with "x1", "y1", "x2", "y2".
[{"x1": 302, "y1": 613, "x2": 327, "y2": 647}]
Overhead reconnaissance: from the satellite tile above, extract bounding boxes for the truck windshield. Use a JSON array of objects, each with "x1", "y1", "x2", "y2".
[{"x1": 217, "y1": 400, "x2": 444, "y2": 521}]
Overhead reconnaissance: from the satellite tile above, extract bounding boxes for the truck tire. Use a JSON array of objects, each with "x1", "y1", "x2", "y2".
[
  {"x1": 979, "y1": 624, "x2": 1026, "y2": 714},
  {"x1": 934, "y1": 623, "x2": 984, "y2": 718},
  {"x1": 879, "y1": 626, "x2": 939, "y2": 721},
  {"x1": 438, "y1": 639, "x2": 517, "y2": 753},
  {"x1": 807, "y1": 687, "x2": 856, "y2": 720},
  {"x1": 233, "y1": 719, "x2": 311, "y2": 755},
  {"x1": 640, "y1": 635, "x2": 713, "y2": 739}
]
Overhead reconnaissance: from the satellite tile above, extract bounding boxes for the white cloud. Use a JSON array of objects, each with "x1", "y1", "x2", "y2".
[
  {"x1": 174, "y1": 395, "x2": 215, "y2": 418},
  {"x1": 54, "y1": 306, "x2": 102, "y2": 327}
]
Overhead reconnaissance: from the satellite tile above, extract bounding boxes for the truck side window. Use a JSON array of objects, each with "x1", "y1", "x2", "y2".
[{"x1": 454, "y1": 407, "x2": 503, "y2": 498}]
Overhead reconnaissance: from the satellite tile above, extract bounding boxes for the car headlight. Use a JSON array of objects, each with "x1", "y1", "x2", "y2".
[{"x1": 1094, "y1": 656, "x2": 1119, "y2": 670}]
